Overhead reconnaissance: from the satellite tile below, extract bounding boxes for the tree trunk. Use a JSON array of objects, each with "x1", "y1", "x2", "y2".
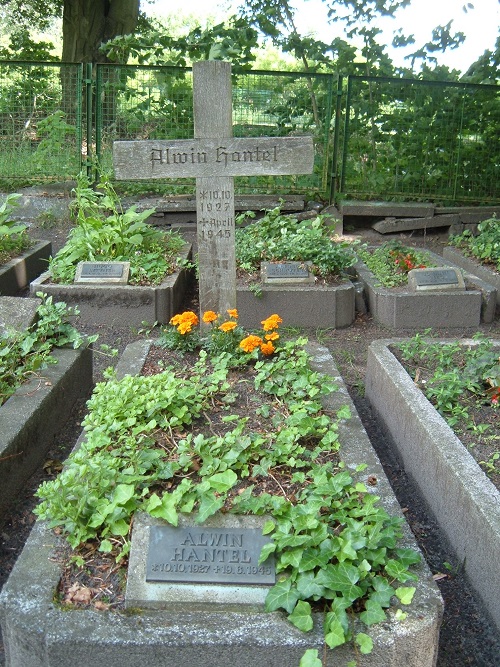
[{"x1": 62, "y1": 0, "x2": 139, "y2": 63}]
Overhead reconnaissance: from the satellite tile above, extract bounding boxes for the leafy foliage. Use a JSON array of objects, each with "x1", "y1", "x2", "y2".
[
  {"x1": 236, "y1": 206, "x2": 357, "y2": 278},
  {"x1": 35, "y1": 334, "x2": 420, "y2": 658},
  {"x1": 49, "y1": 171, "x2": 185, "y2": 285},
  {"x1": 450, "y1": 216, "x2": 500, "y2": 271},
  {"x1": 0, "y1": 293, "x2": 94, "y2": 406},
  {"x1": 357, "y1": 241, "x2": 433, "y2": 287},
  {"x1": 0, "y1": 193, "x2": 31, "y2": 263}
]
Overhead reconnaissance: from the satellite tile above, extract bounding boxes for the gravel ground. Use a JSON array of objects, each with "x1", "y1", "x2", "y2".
[{"x1": 1, "y1": 211, "x2": 499, "y2": 665}]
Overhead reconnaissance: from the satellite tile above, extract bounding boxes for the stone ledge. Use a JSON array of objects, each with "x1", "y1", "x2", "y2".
[
  {"x1": 0, "y1": 340, "x2": 442, "y2": 667},
  {"x1": 366, "y1": 339, "x2": 500, "y2": 632},
  {"x1": 29, "y1": 244, "x2": 193, "y2": 326},
  {"x1": 0, "y1": 346, "x2": 93, "y2": 517},
  {"x1": 0, "y1": 240, "x2": 51, "y2": 296},
  {"x1": 236, "y1": 281, "x2": 355, "y2": 328}
]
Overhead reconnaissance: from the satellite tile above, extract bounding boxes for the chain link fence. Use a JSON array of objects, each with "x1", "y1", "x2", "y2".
[{"x1": 0, "y1": 61, "x2": 498, "y2": 205}]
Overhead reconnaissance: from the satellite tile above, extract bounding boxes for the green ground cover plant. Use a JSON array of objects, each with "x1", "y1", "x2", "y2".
[
  {"x1": 0, "y1": 193, "x2": 32, "y2": 265},
  {"x1": 35, "y1": 312, "x2": 420, "y2": 665},
  {"x1": 357, "y1": 241, "x2": 434, "y2": 288},
  {"x1": 48, "y1": 171, "x2": 185, "y2": 285},
  {"x1": 395, "y1": 332, "x2": 500, "y2": 484},
  {"x1": 235, "y1": 205, "x2": 357, "y2": 281},
  {"x1": 0, "y1": 293, "x2": 95, "y2": 406},
  {"x1": 450, "y1": 216, "x2": 500, "y2": 272}
]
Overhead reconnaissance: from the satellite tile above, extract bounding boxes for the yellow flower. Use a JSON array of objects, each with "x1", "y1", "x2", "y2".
[
  {"x1": 239, "y1": 335, "x2": 263, "y2": 353},
  {"x1": 171, "y1": 311, "x2": 199, "y2": 327},
  {"x1": 202, "y1": 310, "x2": 218, "y2": 323},
  {"x1": 265, "y1": 332, "x2": 279, "y2": 341},
  {"x1": 177, "y1": 321, "x2": 194, "y2": 335},
  {"x1": 260, "y1": 341, "x2": 275, "y2": 356},
  {"x1": 227, "y1": 309, "x2": 238, "y2": 319},
  {"x1": 261, "y1": 314, "x2": 283, "y2": 331},
  {"x1": 219, "y1": 321, "x2": 238, "y2": 333}
]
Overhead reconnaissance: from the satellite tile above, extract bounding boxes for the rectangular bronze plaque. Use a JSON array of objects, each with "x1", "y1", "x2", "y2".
[
  {"x1": 413, "y1": 268, "x2": 459, "y2": 286},
  {"x1": 146, "y1": 525, "x2": 275, "y2": 585},
  {"x1": 80, "y1": 262, "x2": 124, "y2": 278},
  {"x1": 265, "y1": 262, "x2": 309, "y2": 279}
]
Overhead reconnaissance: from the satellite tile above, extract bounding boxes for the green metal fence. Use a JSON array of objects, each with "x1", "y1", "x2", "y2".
[
  {"x1": 94, "y1": 64, "x2": 336, "y2": 198},
  {"x1": 339, "y1": 75, "x2": 500, "y2": 204},
  {"x1": 0, "y1": 61, "x2": 84, "y2": 185},
  {"x1": 0, "y1": 61, "x2": 498, "y2": 205}
]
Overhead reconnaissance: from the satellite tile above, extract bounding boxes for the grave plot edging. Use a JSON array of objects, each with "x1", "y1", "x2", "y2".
[
  {"x1": 29, "y1": 244, "x2": 192, "y2": 327},
  {"x1": 0, "y1": 346, "x2": 93, "y2": 517},
  {"x1": 0, "y1": 241, "x2": 51, "y2": 296},
  {"x1": 366, "y1": 339, "x2": 500, "y2": 632},
  {"x1": 355, "y1": 249, "x2": 496, "y2": 328},
  {"x1": 443, "y1": 246, "x2": 500, "y2": 313},
  {"x1": 0, "y1": 340, "x2": 442, "y2": 667},
  {"x1": 236, "y1": 281, "x2": 355, "y2": 328}
]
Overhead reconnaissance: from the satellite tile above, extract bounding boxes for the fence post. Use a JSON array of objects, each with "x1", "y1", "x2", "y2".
[
  {"x1": 85, "y1": 62, "x2": 93, "y2": 180},
  {"x1": 330, "y1": 74, "x2": 343, "y2": 203}
]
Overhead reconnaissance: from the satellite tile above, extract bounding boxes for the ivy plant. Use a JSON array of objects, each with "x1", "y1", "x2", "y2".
[
  {"x1": 450, "y1": 216, "x2": 500, "y2": 271},
  {"x1": 35, "y1": 335, "x2": 420, "y2": 661},
  {"x1": 235, "y1": 205, "x2": 357, "y2": 279}
]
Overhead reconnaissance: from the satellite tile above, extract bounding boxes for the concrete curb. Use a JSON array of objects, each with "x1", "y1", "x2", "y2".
[
  {"x1": 443, "y1": 246, "x2": 500, "y2": 313},
  {"x1": 236, "y1": 281, "x2": 355, "y2": 328},
  {"x1": 0, "y1": 241, "x2": 51, "y2": 296},
  {"x1": 0, "y1": 346, "x2": 93, "y2": 517},
  {"x1": 29, "y1": 244, "x2": 193, "y2": 326},
  {"x1": 0, "y1": 341, "x2": 442, "y2": 667},
  {"x1": 355, "y1": 250, "x2": 496, "y2": 328},
  {"x1": 365, "y1": 339, "x2": 500, "y2": 631}
]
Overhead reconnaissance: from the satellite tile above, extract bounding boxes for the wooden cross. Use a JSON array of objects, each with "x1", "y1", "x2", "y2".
[{"x1": 113, "y1": 61, "x2": 314, "y2": 316}]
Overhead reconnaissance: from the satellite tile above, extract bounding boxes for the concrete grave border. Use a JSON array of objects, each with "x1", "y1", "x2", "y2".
[
  {"x1": 0, "y1": 240, "x2": 51, "y2": 296},
  {"x1": 236, "y1": 281, "x2": 355, "y2": 328},
  {"x1": 355, "y1": 249, "x2": 496, "y2": 328},
  {"x1": 366, "y1": 339, "x2": 500, "y2": 631},
  {"x1": 29, "y1": 244, "x2": 192, "y2": 326},
  {"x1": 0, "y1": 346, "x2": 93, "y2": 517},
  {"x1": 443, "y1": 246, "x2": 500, "y2": 313},
  {"x1": 0, "y1": 339, "x2": 442, "y2": 667}
]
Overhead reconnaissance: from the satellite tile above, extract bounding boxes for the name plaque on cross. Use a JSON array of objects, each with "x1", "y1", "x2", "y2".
[{"x1": 113, "y1": 61, "x2": 314, "y2": 316}]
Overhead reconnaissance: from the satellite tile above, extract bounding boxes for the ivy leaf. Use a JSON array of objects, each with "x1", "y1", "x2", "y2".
[
  {"x1": 112, "y1": 483, "x2": 135, "y2": 506},
  {"x1": 299, "y1": 649, "x2": 322, "y2": 667},
  {"x1": 395, "y1": 586, "x2": 416, "y2": 605},
  {"x1": 265, "y1": 578, "x2": 300, "y2": 614},
  {"x1": 369, "y1": 576, "x2": 394, "y2": 607},
  {"x1": 258, "y1": 541, "x2": 276, "y2": 564},
  {"x1": 394, "y1": 548, "x2": 421, "y2": 568},
  {"x1": 355, "y1": 632, "x2": 373, "y2": 654},
  {"x1": 360, "y1": 599, "x2": 387, "y2": 626},
  {"x1": 315, "y1": 562, "x2": 363, "y2": 602},
  {"x1": 262, "y1": 520, "x2": 275, "y2": 535},
  {"x1": 324, "y1": 616, "x2": 346, "y2": 648},
  {"x1": 288, "y1": 600, "x2": 314, "y2": 632},
  {"x1": 298, "y1": 547, "x2": 329, "y2": 572},
  {"x1": 148, "y1": 493, "x2": 178, "y2": 526},
  {"x1": 207, "y1": 470, "x2": 237, "y2": 493},
  {"x1": 197, "y1": 492, "x2": 224, "y2": 523},
  {"x1": 296, "y1": 571, "x2": 325, "y2": 599},
  {"x1": 384, "y1": 559, "x2": 418, "y2": 583}
]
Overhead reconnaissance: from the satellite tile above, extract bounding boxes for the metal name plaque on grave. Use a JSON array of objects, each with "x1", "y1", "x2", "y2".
[
  {"x1": 262, "y1": 261, "x2": 314, "y2": 284},
  {"x1": 146, "y1": 525, "x2": 275, "y2": 585},
  {"x1": 408, "y1": 266, "x2": 465, "y2": 292},
  {"x1": 414, "y1": 268, "x2": 459, "y2": 286},
  {"x1": 75, "y1": 261, "x2": 130, "y2": 284}
]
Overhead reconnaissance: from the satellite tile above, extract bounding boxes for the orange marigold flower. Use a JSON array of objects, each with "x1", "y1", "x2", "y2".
[
  {"x1": 227, "y1": 308, "x2": 238, "y2": 319},
  {"x1": 239, "y1": 335, "x2": 263, "y2": 353},
  {"x1": 170, "y1": 313, "x2": 183, "y2": 325},
  {"x1": 265, "y1": 332, "x2": 279, "y2": 341},
  {"x1": 219, "y1": 321, "x2": 238, "y2": 333},
  {"x1": 261, "y1": 314, "x2": 283, "y2": 331},
  {"x1": 171, "y1": 311, "x2": 198, "y2": 326},
  {"x1": 177, "y1": 321, "x2": 194, "y2": 335},
  {"x1": 260, "y1": 341, "x2": 275, "y2": 356},
  {"x1": 202, "y1": 310, "x2": 218, "y2": 323}
]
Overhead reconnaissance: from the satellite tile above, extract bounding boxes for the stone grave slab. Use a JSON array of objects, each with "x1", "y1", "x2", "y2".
[
  {"x1": 126, "y1": 513, "x2": 275, "y2": 610},
  {"x1": 0, "y1": 296, "x2": 39, "y2": 334},
  {"x1": 74, "y1": 261, "x2": 130, "y2": 284},
  {"x1": 261, "y1": 261, "x2": 315, "y2": 284},
  {"x1": 372, "y1": 213, "x2": 459, "y2": 234},
  {"x1": 408, "y1": 266, "x2": 465, "y2": 291}
]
